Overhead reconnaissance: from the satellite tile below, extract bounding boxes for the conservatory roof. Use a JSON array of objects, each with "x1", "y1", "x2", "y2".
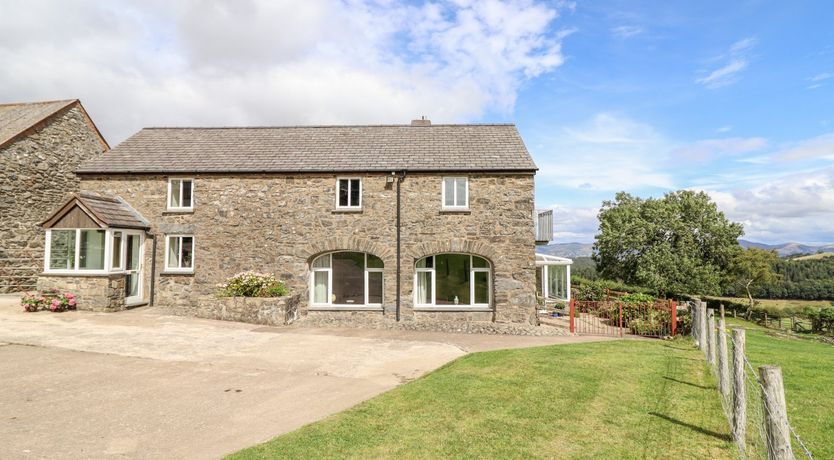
[{"x1": 535, "y1": 253, "x2": 573, "y2": 266}]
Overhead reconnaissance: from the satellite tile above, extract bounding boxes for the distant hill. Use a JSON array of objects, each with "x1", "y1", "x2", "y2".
[
  {"x1": 537, "y1": 242, "x2": 594, "y2": 258},
  {"x1": 739, "y1": 240, "x2": 834, "y2": 258},
  {"x1": 793, "y1": 252, "x2": 834, "y2": 261},
  {"x1": 539, "y1": 240, "x2": 834, "y2": 259}
]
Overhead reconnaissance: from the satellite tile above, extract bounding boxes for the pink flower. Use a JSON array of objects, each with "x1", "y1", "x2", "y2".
[
  {"x1": 64, "y1": 293, "x2": 75, "y2": 299},
  {"x1": 68, "y1": 299, "x2": 76, "y2": 307},
  {"x1": 51, "y1": 299, "x2": 60, "y2": 307}
]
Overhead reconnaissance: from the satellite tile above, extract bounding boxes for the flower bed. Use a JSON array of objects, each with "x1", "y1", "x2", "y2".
[
  {"x1": 218, "y1": 271, "x2": 289, "y2": 297},
  {"x1": 21, "y1": 289, "x2": 77, "y2": 312}
]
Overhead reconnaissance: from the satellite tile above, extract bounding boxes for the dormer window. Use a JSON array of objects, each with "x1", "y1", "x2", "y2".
[
  {"x1": 442, "y1": 177, "x2": 468, "y2": 209},
  {"x1": 168, "y1": 178, "x2": 193, "y2": 211},
  {"x1": 336, "y1": 178, "x2": 361, "y2": 209}
]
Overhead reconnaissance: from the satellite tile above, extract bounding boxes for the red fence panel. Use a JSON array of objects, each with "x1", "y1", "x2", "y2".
[{"x1": 569, "y1": 299, "x2": 678, "y2": 338}]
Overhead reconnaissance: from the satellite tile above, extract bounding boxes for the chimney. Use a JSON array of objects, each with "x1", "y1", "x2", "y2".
[{"x1": 411, "y1": 116, "x2": 431, "y2": 127}]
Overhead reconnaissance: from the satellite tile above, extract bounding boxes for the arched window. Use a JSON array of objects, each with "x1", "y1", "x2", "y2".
[
  {"x1": 310, "y1": 252, "x2": 383, "y2": 307},
  {"x1": 414, "y1": 254, "x2": 491, "y2": 307}
]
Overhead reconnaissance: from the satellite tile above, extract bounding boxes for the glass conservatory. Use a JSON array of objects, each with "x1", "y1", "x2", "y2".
[{"x1": 535, "y1": 253, "x2": 572, "y2": 302}]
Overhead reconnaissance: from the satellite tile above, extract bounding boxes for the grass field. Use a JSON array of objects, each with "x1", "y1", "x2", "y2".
[
  {"x1": 793, "y1": 252, "x2": 834, "y2": 261},
  {"x1": 230, "y1": 339, "x2": 734, "y2": 459},
  {"x1": 709, "y1": 296, "x2": 832, "y2": 311},
  {"x1": 726, "y1": 318, "x2": 834, "y2": 458}
]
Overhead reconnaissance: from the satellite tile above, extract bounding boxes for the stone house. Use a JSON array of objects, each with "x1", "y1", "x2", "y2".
[
  {"x1": 37, "y1": 120, "x2": 561, "y2": 325},
  {"x1": 0, "y1": 100, "x2": 109, "y2": 293}
]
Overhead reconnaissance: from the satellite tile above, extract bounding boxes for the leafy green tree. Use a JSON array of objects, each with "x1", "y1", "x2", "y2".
[
  {"x1": 593, "y1": 191, "x2": 743, "y2": 296},
  {"x1": 732, "y1": 248, "x2": 780, "y2": 308}
]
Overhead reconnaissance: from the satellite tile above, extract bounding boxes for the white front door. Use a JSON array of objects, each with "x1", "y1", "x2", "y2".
[{"x1": 124, "y1": 232, "x2": 144, "y2": 305}]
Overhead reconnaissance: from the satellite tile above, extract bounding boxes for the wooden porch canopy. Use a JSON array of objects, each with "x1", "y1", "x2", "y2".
[{"x1": 40, "y1": 192, "x2": 150, "y2": 230}]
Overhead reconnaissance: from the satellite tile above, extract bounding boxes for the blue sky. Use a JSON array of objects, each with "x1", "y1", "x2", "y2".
[{"x1": 1, "y1": 0, "x2": 832, "y2": 244}]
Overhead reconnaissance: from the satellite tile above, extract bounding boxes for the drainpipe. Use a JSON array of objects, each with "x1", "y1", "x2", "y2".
[
  {"x1": 148, "y1": 233, "x2": 157, "y2": 306},
  {"x1": 395, "y1": 170, "x2": 406, "y2": 321}
]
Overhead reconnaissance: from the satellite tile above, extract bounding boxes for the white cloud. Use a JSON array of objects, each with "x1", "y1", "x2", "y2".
[
  {"x1": 673, "y1": 137, "x2": 768, "y2": 162},
  {"x1": 702, "y1": 168, "x2": 834, "y2": 243},
  {"x1": 0, "y1": 0, "x2": 573, "y2": 143},
  {"x1": 716, "y1": 125, "x2": 733, "y2": 133},
  {"x1": 807, "y1": 72, "x2": 833, "y2": 89},
  {"x1": 696, "y1": 37, "x2": 755, "y2": 89},
  {"x1": 536, "y1": 113, "x2": 676, "y2": 191},
  {"x1": 545, "y1": 204, "x2": 599, "y2": 243},
  {"x1": 777, "y1": 133, "x2": 834, "y2": 161},
  {"x1": 610, "y1": 25, "x2": 643, "y2": 39}
]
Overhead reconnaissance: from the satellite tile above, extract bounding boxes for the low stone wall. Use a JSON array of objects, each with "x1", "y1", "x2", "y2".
[
  {"x1": 297, "y1": 311, "x2": 569, "y2": 336},
  {"x1": 36, "y1": 274, "x2": 126, "y2": 312},
  {"x1": 162, "y1": 294, "x2": 302, "y2": 326}
]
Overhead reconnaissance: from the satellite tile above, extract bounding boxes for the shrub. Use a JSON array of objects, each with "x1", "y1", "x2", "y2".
[
  {"x1": 621, "y1": 293, "x2": 655, "y2": 304},
  {"x1": 807, "y1": 307, "x2": 834, "y2": 334},
  {"x1": 21, "y1": 293, "x2": 47, "y2": 312},
  {"x1": 219, "y1": 271, "x2": 289, "y2": 297},
  {"x1": 24, "y1": 290, "x2": 77, "y2": 312}
]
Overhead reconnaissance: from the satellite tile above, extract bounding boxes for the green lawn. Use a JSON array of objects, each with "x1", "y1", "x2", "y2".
[
  {"x1": 709, "y1": 296, "x2": 832, "y2": 312},
  {"x1": 230, "y1": 339, "x2": 734, "y2": 459},
  {"x1": 726, "y1": 318, "x2": 834, "y2": 458}
]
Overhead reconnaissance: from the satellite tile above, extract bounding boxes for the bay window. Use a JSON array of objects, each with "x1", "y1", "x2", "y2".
[{"x1": 45, "y1": 229, "x2": 120, "y2": 273}]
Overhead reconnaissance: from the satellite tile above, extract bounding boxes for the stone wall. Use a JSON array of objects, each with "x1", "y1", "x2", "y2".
[
  {"x1": 0, "y1": 104, "x2": 107, "y2": 292},
  {"x1": 36, "y1": 274, "x2": 126, "y2": 312},
  {"x1": 161, "y1": 294, "x2": 302, "y2": 326},
  {"x1": 79, "y1": 172, "x2": 538, "y2": 324}
]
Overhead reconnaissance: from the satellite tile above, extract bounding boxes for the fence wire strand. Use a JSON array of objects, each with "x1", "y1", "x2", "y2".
[{"x1": 689, "y1": 301, "x2": 814, "y2": 460}]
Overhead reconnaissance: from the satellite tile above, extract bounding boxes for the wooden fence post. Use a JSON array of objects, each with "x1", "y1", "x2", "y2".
[
  {"x1": 670, "y1": 299, "x2": 677, "y2": 336},
  {"x1": 732, "y1": 329, "x2": 747, "y2": 457},
  {"x1": 618, "y1": 301, "x2": 623, "y2": 337},
  {"x1": 707, "y1": 309, "x2": 716, "y2": 366},
  {"x1": 692, "y1": 301, "x2": 700, "y2": 345},
  {"x1": 569, "y1": 298, "x2": 575, "y2": 333},
  {"x1": 699, "y1": 301, "x2": 708, "y2": 352},
  {"x1": 718, "y1": 305, "x2": 730, "y2": 401},
  {"x1": 759, "y1": 366, "x2": 795, "y2": 460}
]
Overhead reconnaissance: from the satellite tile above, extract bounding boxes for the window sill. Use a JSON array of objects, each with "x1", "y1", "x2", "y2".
[
  {"x1": 163, "y1": 209, "x2": 194, "y2": 215},
  {"x1": 308, "y1": 304, "x2": 383, "y2": 311},
  {"x1": 160, "y1": 271, "x2": 195, "y2": 276},
  {"x1": 413, "y1": 305, "x2": 492, "y2": 312},
  {"x1": 439, "y1": 208, "x2": 471, "y2": 215},
  {"x1": 40, "y1": 271, "x2": 114, "y2": 277},
  {"x1": 332, "y1": 208, "x2": 363, "y2": 214}
]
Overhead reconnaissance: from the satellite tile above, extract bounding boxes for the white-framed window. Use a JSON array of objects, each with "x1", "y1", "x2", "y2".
[
  {"x1": 167, "y1": 178, "x2": 193, "y2": 211},
  {"x1": 44, "y1": 228, "x2": 113, "y2": 274},
  {"x1": 414, "y1": 254, "x2": 491, "y2": 309},
  {"x1": 336, "y1": 178, "x2": 362, "y2": 209},
  {"x1": 442, "y1": 176, "x2": 468, "y2": 209},
  {"x1": 310, "y1": 252, "x2": 383, "y2": 308},
  {"x1": 111, "y1": 230, "x2": 124, "y2": 270},
  {"x1": 164, "y1": 235, "x2": 194, "y2": 272}
]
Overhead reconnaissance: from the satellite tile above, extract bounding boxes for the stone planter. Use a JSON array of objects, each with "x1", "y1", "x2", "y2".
[{"x1": 180, "y1": 294, "x2": 303, "y2": 326}]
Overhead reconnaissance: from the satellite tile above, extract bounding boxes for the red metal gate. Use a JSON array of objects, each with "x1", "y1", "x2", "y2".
[{"x1": 569, "y1": 299, "x2": 677, "y2": 337}]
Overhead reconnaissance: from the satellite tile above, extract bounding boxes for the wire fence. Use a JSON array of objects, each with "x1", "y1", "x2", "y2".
[{"x1": 689, "y1": 300, "x2": 814, "y2": 460}]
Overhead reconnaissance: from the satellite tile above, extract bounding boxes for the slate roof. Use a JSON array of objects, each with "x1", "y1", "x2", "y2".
[
  {"x1": 76, "y1": 124, "x2": 537, "y2": 174},
  {"x1": 0, "y1": 99, "x2": 109, "y2": 150},
  {"x1": 0, "y1": 100, "x2": 75, "y2": 148},
  {"x1": 41, "y1": 192, "x2": 150, "y2": 230}
]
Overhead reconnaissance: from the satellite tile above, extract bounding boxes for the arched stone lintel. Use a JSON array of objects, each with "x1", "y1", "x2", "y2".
[
  {"x1": 409, "y1": 239, "x2": 498, "y2": 265},
  {"x1": 297, "y1": 236, "x2": 393, "y2": 263}
]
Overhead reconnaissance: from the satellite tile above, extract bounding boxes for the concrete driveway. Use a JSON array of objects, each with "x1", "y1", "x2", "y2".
[{"x1": 0, "y1": 296, "x2": 606, "y2": 459}]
